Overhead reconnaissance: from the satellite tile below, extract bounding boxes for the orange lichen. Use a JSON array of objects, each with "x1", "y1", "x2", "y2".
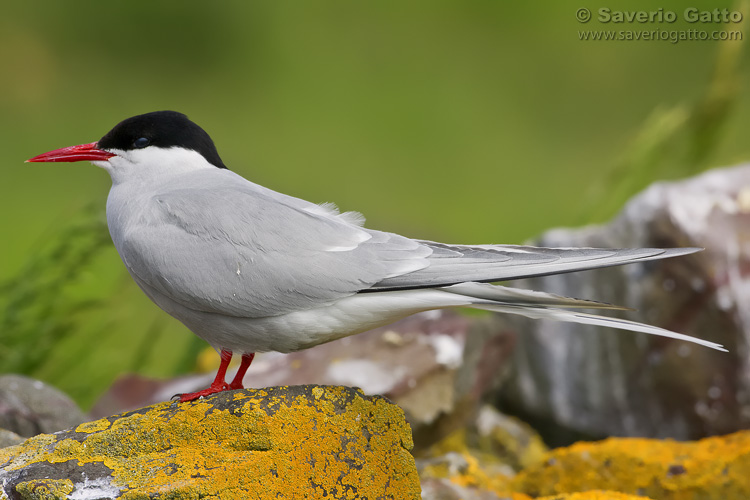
[
  {"x1": 537, "y1": 491, "x2": 656, "y2": 500},
  {"x1": 0, "y1": 385, "x2": 420, "y2": 499},
  {"x1": 512, "y1": 430, "x2": 750, "y2": 499}
]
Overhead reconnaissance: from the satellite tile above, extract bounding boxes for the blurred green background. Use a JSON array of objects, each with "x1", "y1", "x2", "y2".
[{"x1": 1, "y1": 1, "x2": 748, "y2": 408}]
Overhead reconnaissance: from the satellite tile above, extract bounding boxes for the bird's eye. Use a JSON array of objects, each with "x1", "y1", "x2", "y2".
[{"x1": 133, "y1": 137, "x2": 151, "y2": 149}]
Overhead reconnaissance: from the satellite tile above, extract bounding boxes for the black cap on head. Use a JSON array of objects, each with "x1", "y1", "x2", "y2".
[{"x1": 97, "y1": 111, "x2": 227, "y2": 169}]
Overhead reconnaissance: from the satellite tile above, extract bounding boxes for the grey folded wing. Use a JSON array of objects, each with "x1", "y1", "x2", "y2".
[{"x1": 116, "y1": 185, "x2": 430, "y2": 318}]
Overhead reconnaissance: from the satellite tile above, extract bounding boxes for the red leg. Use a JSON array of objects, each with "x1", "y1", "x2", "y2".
[
  {"x1": 228, "y1": 353, "x2": 255, "y2": 390},
  {"x1": 179, "y1": 349, "x2": 233, "y2": 402}
]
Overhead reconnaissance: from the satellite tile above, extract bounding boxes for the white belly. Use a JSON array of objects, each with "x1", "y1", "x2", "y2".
[{"x1": 133, "y1": 276, "x2": 469, "y2": 353}]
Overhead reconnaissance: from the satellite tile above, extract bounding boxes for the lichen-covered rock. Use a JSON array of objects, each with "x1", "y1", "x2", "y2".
[
  {"x1": 470, "y1": 405, "x2": 548, "y2": 471},
  {"x1": 0, "y1": 385, "x2": 420, "y2": 499},
  {"x1": 417, "y1": 406, "x2": 548, "y2": 499},
  {"x1": 420, "y1": 476, "x2": 532, "y2": 500},
  {"x1": 536, "y1": 492, "x2": 656, "y2": 500},
  {"x1": 421, "y1": 480, "x2": 653, "y2": 500},
  {"x1": 512, "y1": 429, "x2": 750, "y2": 499}
]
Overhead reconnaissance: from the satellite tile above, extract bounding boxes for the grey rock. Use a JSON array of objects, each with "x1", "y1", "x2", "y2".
[
  {"x1": 0, "y1": 430, "x2": 23, "y2": 449},
  {"x1": 496, "y1": 164, "x2": 750, "y2": 444},
  {"x1": 0, "y1": 374, "x2": 86, "y2": 438}
]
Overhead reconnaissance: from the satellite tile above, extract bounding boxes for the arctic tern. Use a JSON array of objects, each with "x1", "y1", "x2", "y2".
[{"x1": 27, "y1": 111, "x2": 725, "y2": 402}]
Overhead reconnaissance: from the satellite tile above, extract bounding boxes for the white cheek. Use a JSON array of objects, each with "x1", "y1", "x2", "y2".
[
  {"x1": 90, "y1": 160, "x2": 112, "y2": 169},
  {"x1": 128, "y1": 147, "x2": 215, "y2": 173},
  {"x1": 96, "y1": 147, "x2": 216, "y2": 183}
]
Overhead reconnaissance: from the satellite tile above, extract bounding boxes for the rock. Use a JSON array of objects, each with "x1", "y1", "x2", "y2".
[
  {"x1": 419, "y1": 404, "x2": 547, "y2": 473},
  {"x1": 0, "y1": 374, "x2": 86, "y2": 438},
  {"x1": 496, "y1": 164, "x2": 750, "y2": 444},
  {"x1": 0, "y1": 430, "x2": 23, "y2": 449},
  {"x1": 0, "y1": 385, "x2": 420, "y2": 499},
  {"x1": 511, "y1": 429, "x2": 750, "y2": 499},
  {"x1": 470, "y1": 405, "x2": 548, "y2": 471},
  {"x1": 92, "y1": 310, "x2": 516, "y2": 451},
  {"x1": 416, "y1": 405, "x2": 547, "y2": 499},
  {"x1": 418, "y1": 450, "x2": 514, "y2": 498}
]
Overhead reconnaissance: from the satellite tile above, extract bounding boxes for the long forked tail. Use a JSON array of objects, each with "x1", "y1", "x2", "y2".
[{"x1": 440, "y1": 282, "x2": 727, "y2": 352}]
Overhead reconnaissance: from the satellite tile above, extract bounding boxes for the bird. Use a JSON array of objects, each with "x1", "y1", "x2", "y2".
[{"x1": 27, "y1": 111, "x2": 726, "y2": 402}]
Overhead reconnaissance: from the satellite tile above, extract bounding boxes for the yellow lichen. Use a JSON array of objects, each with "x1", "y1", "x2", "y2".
[
  {"x1": 448, "y1": 451, "x2": 513, "y2": 493},
  {"x1": 75, "y1": 418, "x2": 111, "y2": 434},
  {"x1": 312, "y1": 386, "x2": 324, "y2": 400},
  {"x1": 0, "y1": 385, "x2": 420, "y2": 499},
  {"x1": 513, "y1": 430, "x2": 750, "y2": 499},
  {"x1": 14, "y1": 479, "x2": 74, "y2": 500},
  {"x1": 427, "y1": 427, "x2": 472, "y2": 456}
]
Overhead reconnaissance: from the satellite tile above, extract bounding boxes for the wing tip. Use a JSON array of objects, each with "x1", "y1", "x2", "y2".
[{"x1": 659, "y1": 247, "x2": 704, "y2": 257}]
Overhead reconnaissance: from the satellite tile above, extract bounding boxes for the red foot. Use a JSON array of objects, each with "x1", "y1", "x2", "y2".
[
  {"x1": 176, "y1": 349, "x2": 256, "y2": 402},
  {"x1": 179, "y1": 382, "x2": 230, "y2": 402}
]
